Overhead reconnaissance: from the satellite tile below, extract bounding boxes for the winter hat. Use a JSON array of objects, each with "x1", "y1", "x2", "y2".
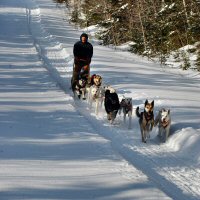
[{"x1": 80, "y1": 33, "x2": 88, "y2": 41}]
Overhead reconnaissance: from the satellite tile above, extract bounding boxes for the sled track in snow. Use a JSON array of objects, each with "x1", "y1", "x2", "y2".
[
  {"x1": 26, "y1": 1, "x2": 200, "y2": 200},
  {"x1": 132, "y1": 141, "x2": 200, "y2": 199},
  {"x1": 26, "y1": 0, "x2": 71, "y2": 93},
  {"x1": 75, "y1": 100, "x2": 200, "y2": 200}
]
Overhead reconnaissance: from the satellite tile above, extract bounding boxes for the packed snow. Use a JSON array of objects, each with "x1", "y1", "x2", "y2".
[{"x1": 0, "y1": 0, "x2": 200, "y2": 199}]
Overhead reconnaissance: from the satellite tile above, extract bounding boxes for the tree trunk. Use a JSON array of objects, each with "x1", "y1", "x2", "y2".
[{"x1": 137, "y1": 0, "x2": 147, "y2": 52}]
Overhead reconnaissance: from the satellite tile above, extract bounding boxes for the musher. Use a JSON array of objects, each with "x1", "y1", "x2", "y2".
[{"x1": 71, "y1": 33, "x2": 93, "y2": 91}]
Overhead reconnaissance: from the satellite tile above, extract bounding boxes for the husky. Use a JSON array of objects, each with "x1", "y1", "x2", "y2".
[
  {"x1": 74, "y1": 78, "x2": 87, "y2": 100},
  {"x1": 154, "y1": 108, "x2": 171, "y2": 142},
  {"x1": 87, "y1": 85, "x2": 105, "y2": 115},
  {"x1": 86, "y1": 74, "x2": 102, "y2": 93},
  {"x1": 104, "y1": 86, "x2": 120, "y2": 124},
  {"x1": 89, "y1": 74, "x2": 102, "y2": 87},
  {"x1": 87, "y1": 74, "x2": 104, "y2": 115},
  {"x1": 136, "y1": 100, "x2": 154, "y2": 143},
  {"x1": 119, "y1": 96, "x2": 133, "y2": 129}
]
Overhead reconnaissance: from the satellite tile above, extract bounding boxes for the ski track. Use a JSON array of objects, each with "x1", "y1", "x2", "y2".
[{"x1": 26, "y1": 0, "x2": 200, "y2": 199}]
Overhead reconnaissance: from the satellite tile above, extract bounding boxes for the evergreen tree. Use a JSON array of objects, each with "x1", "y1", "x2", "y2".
[
  {"x1": 68, "y1": 0, "x2": 200, "y2": 70},
  {"x1": 195, "y1": 49, "x2": 200, "y2": 71}
]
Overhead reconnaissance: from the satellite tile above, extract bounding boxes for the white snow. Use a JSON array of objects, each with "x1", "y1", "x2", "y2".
[{"x1": 0, "y1": 0, "x2": 200, "y2": 199}]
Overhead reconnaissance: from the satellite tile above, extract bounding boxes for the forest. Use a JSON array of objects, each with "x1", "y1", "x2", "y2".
[{"x1": 54, "y1": 0, "x2": 200, "y2": 70}]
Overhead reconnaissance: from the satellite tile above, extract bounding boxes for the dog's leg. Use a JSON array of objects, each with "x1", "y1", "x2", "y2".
[
  {"x1": 100, "y1": 98, "x2": 103, "y2": 108},
  {"x1": 142, "y1": 131, "x2": 146, "y2": 143},
  {"x1": 146, "y1": 124, "x2": 151, "y2": 139},
  {"x1": 161, "y1": 128, "x2": 165, "y2": 142},
  {"x1": 101, "y1": 98, "x2": 105, "y2": 109},
  {"x1": 123, "y1": 112, "x2": 126, "y2": 123},
  {"x1": 158, "y1": 125, "x2": 162, "y2": 139},
  {"x1": 144, "y1": 130, "x2": 148, "y2": 142},
  {"x1": 88, "y1": 88, "x2": 93, "y2": 107},
  {"x1": 108, "y1": 113, "x2": 114, "y2": 124},
  {"x1": 139, "y1": 118, "x2": 145, "y2": 143},
  {"x1": 128, "y1": 111, "x2": 132, "y2": 129},
  {"x1": 122, "y1": 108, "x2": 127, "y2": 123},
  {"x1": 110, "y1": 111, "x2": 118, "y2": 124},
  {"x1": 147, "y1": 130, "x2": 150, "y2": 139},
  {"x1": 118, "y1": 106, "x2": 122, "y2": 115},
  {"x1": 150, "y1": 120, "x2": 154, "y2": 131},
  {"x1": 87, "y1": 87, "x2": 91, "y2": 104},
  {"x1": 82, "y1": 89, "x2": 86, "y2": 100},
  {"x1": 140, "y1": 124, "x2": 146, "y2": 143},
  {"x1": 95, "y1": 98, "x2": 99, "y2": 116},
  {"x1": 164, "y1": 126, "x2": 170, "y2": 142},
  {"x1": 75, "y1": 89, "x2": 81, "y2": 99},
  {"x1": 88, "y1": 90, "x2": 93, "y2": 109},
  {"x1": 147, "y1": 131, "x2": 150, "y2": 139},
  {"x1": 144, "y1": 122, "x2": 150, "y2": 142}
]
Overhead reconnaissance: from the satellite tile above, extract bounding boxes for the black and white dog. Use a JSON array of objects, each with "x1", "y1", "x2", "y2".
[
  {"x1": 154, "y1": 108, "x2": 171, "y2": 142},
  {"x1": 74, "y1": 78, "x2": 87, "y2": 100},
  {"x1": 119, "y1": 96, "x2": 133, "y2": 129},
  {"x1": 104, "y1": 86, "x2": 120, "y2": 124}
]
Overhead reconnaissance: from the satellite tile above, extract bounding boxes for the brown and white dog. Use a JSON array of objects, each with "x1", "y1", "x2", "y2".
[
  {"x1": 136, "y1": 100, "x2": 154, "y2": 143},
  {"x1": 87, "y1": 74, "x2": 102, "y2": 97},
  {"x1": 87, "y1": 74, "x2": 103, "y2": 115},
  {"x1": 88, "y1": 74, "x2": 102, "y2": 87},
  {"x1": 119, "y1": 96, "x2": 133, "y2": 129},
  {"x1": 154, "y1": 108, "x2": 171, "y2": 142}
]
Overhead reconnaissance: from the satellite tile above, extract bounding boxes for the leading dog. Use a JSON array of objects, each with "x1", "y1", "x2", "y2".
[
  {"x1": 104, "y1": 86, "x2": 120, "y2": 124},
  {"x1": 154, "y1": 108, "x2": 171, "y2": 142},
  {"x1": 136, "y1": 100, "x2": 154, "y2": 143}
]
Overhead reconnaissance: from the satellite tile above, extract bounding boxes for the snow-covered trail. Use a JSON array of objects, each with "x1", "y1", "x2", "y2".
[
  {"x1": 0, "y1": 0, "x2": 173, "y2": 199},
  {"x1": 31, "y1": 0, "x2": 200, "y2": 200},
  {"x1": 0, "y1": 0, "x2": 200, "y2": 199}
]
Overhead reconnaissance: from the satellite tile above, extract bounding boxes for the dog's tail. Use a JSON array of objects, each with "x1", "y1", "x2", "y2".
[{"x1": 135, "y1": 106, "x2": 141, "y2": 118}]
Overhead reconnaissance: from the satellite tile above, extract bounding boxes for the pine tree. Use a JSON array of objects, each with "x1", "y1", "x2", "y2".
[
  {"x1": 195, "y1": 49, "x2": 200, "y2": 71},
  {"x1": 180, "y1": 51, "x2": 191, "y2": 70},
  {"x1": 68, "y1": 0, "x2": 200, "y2": 70}
]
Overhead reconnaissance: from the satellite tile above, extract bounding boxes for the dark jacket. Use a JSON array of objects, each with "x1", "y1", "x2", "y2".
[{"x1": 73, "y1": 34, "x2": 93, "y2": 64}]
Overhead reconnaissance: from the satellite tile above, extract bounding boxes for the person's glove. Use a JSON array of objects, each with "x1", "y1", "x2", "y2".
[{"x1": 83, "y1": 65, "x2": 89, "y2": 71}]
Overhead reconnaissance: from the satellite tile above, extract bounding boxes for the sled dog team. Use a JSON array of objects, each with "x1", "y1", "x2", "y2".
[{"x1": 73, "y1": 73, "x2": 171, "y2": 143}]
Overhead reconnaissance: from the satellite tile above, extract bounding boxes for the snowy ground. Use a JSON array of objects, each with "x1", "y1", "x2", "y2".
[{"x1": 0, "y1": 0, "x2": 200, "y2": 199}]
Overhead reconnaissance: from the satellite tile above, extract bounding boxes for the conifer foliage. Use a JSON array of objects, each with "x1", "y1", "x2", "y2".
[{"x1": 55, "y1": 0, "x2": 200, "y2": 71}]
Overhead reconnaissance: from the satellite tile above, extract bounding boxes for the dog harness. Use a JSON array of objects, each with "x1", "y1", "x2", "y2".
[
  {"x1": 161, "y1": 120, "x2": 170, "y2": 128},
  {"x1": 143, "y1": 111, "x2": 154, "y2": 126}
]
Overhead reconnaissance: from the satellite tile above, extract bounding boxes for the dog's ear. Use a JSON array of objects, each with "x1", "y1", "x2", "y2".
[
  {"x1": 105, "y1": 90, "x2": 110, "y2": 95},
  {"x1": 99, "y1": 77, "x2": 102, "y2": 83},
  {"x1": 151, "y1": 100, "x2": 154, "y2": 108},
  {"x1": 145, "y1": 99, "x2": 148, "y2": 106},
  {"x1": 168, "y1": 109, "x2": 170, "y2": 114}
]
